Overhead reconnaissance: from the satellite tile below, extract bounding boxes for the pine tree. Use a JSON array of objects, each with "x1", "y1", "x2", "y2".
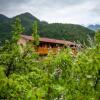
[
  {"x1": 32, "y1": 20, "x2": 39, "y2": 46},
  {"x1": 0, "y1": 17, "x2": 25, "y2": 77},
  {"x1": 11, "y1": 17, "x2": 24, "y2": 43},
  {"x1": 95, "y1": 30, "x2": 100, "y2": 45}
]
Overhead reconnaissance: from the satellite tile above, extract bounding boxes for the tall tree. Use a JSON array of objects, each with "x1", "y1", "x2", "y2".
[
  {"x1": 95, "y1": 30, "x2": 100, "y2": 45},
  {"x1": 11, "y1": 17, "x2": 24, "y2": 43},
  {"x1": 0, "y1": 18, "x2": 25, "y2": 77},
  {"x1": 32, "y1": 20, "x2": 39, "y2": 46}
]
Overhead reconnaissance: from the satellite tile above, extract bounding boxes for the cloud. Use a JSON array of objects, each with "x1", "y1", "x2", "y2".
[{"x1": 0, "y1": 0, "x2": 100, "y2": 25}]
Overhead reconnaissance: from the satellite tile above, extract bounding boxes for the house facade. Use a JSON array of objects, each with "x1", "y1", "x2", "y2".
[{"x1": 18, "y1": 35, "x2": 79, "y2": 55}]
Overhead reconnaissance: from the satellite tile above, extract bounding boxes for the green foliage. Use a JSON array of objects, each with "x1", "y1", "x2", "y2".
[
  {"x1": 0, "y1": 18, "x2": 25, "y2": 77},
  {"x1": 0, "y1": 21, "x2": 99, "y2": 99},
  {"x1": 0, "y1": 13, "x2": 95, "y2": 45},
  {"x1": 0, "y1": 67, "x2": 5, "y2": 79},
  {"x1": 11, "y1": 17, "x2": 24, "y2": 43},
  {"x1": 32, "y1": 20, "x2": 40, "y2": 46},
  {"x1": 95, "y1": 30, "x2": 100, "y2": 45},
  {"x1": 39, "y1": 23, "x2": 95, "y2": 44}
]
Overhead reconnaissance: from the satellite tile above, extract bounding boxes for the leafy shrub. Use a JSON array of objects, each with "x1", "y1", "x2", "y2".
[{"x1": 0, "y1": 19, "x2": 100, "y2": 100}]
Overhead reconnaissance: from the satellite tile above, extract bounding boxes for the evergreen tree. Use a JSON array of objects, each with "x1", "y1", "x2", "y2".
[
  {"x1": 32, "y1": 20, "x2": 39, "y2": 46},
  {"x1": 0, "y1": 17, "x2": 25, "y2": 77},
  {"x1": 95, "y1": 30, "x2": 100, "y2": 45},
  {"x1": 12, "y1": 17, "x2": 24, "y2": 43}
]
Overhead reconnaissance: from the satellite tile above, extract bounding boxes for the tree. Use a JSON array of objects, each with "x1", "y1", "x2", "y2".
[
  {"x1": 0, "y1": 17, "x2": 25, "y2": 77},
  {"x1": 95, "y1": 30, "x2": 100, "y2": 45},
  {"x1": 11, "y1": 17, "x2": 24, "y2": 43},
  {"x1": 32, "y1": 20, "x2": 39, "y2": 46},
  {"x1": 0, "y1": 23, "x2": 99, "y2": 99}
]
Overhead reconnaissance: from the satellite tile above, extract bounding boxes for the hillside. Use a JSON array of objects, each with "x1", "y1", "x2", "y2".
[
  {"x1": 0, "y1": 14, "x2": 11, "y2": 44},
  {"x1": 39, "y1": 23, "x2": 94, "y2": 44},
  {"x1": 0, "y1": 14, "x2": 10, "y2": 23},
  {"x1": 0, "y1": 12, "x2": 95, "y2": 45}
]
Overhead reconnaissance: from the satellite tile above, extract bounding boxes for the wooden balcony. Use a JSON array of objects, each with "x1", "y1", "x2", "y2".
[
  {"x1": 36, "y1": 47, "x2": 48, "y2": 55},
  {"x1": 36, "y1": 47, "x2": 59, "y2": 55}
]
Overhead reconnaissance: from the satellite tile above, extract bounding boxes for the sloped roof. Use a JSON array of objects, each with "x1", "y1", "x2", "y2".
[{"x1": 21, "y1": 35, "x2": 77, "y2": 46}]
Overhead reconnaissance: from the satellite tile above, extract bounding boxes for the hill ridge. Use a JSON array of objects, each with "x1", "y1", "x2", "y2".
[{"x1": 0, "y1": 12, "x2": 95, "y2": 45}]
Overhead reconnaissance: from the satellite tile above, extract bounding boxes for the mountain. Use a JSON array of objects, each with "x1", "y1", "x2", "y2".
[
  {"x1": 88, "y1": 24, "x2": 100, "y2": 31},
  {"x1": 0, "y1": 12, "x2": 39, "y2": 44},
  {"x1": 39, "y1": 23, "x2": 95, "y2": 44},
  {"x1": 0, "y1": 14, "x2": 10, "y2": 23},
  {"x1": 0, "y1": 14, "x2": 11, "y2": 45},
  {"x1": 0, "y1": 12, "x2": 95, "y2": 45},
  {"x1": 12, "y1": 12, "x2": 40, "y2": 35}
]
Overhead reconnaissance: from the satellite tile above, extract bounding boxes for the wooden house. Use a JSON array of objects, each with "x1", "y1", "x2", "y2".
[{"x1": 18, "y1": 35, "x2": 79, "y2": 55}]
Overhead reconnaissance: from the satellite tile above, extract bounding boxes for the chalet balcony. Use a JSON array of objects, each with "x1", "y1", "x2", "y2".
[{"x1": 36, "y1": 47, "x2": 59, "y2": 55}]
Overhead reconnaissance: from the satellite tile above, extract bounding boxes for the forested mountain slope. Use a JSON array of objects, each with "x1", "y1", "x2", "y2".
[{"x1": 0, "y1": 12, "x2": 95, "y2": 45}]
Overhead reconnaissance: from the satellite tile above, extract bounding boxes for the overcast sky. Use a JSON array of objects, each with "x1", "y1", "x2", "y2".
[{"x1": 0, "y1": 0, "x2": 100, "y2": 25}]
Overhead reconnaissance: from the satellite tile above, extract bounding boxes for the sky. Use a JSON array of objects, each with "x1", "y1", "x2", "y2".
[{"x1": 0, "y1": 0, "x2": 100, "y2": 25}]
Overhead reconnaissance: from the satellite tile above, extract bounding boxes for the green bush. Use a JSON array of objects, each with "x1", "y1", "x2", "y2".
[{"x1": 0, "y1": 19, "x2": 100, "y2": 100}]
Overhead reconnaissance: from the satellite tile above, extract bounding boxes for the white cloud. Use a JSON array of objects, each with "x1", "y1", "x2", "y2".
[
  {"x1": 35, "y1": 1, "x2": 100, "y2": 25},
  {"x1": 0, "y1": 0, "x2": 100, "y2": 25}
]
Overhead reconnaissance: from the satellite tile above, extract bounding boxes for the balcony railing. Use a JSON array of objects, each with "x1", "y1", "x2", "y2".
[{"x1": 36, "y1": 47, "x2": 59, "y2": 55}]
